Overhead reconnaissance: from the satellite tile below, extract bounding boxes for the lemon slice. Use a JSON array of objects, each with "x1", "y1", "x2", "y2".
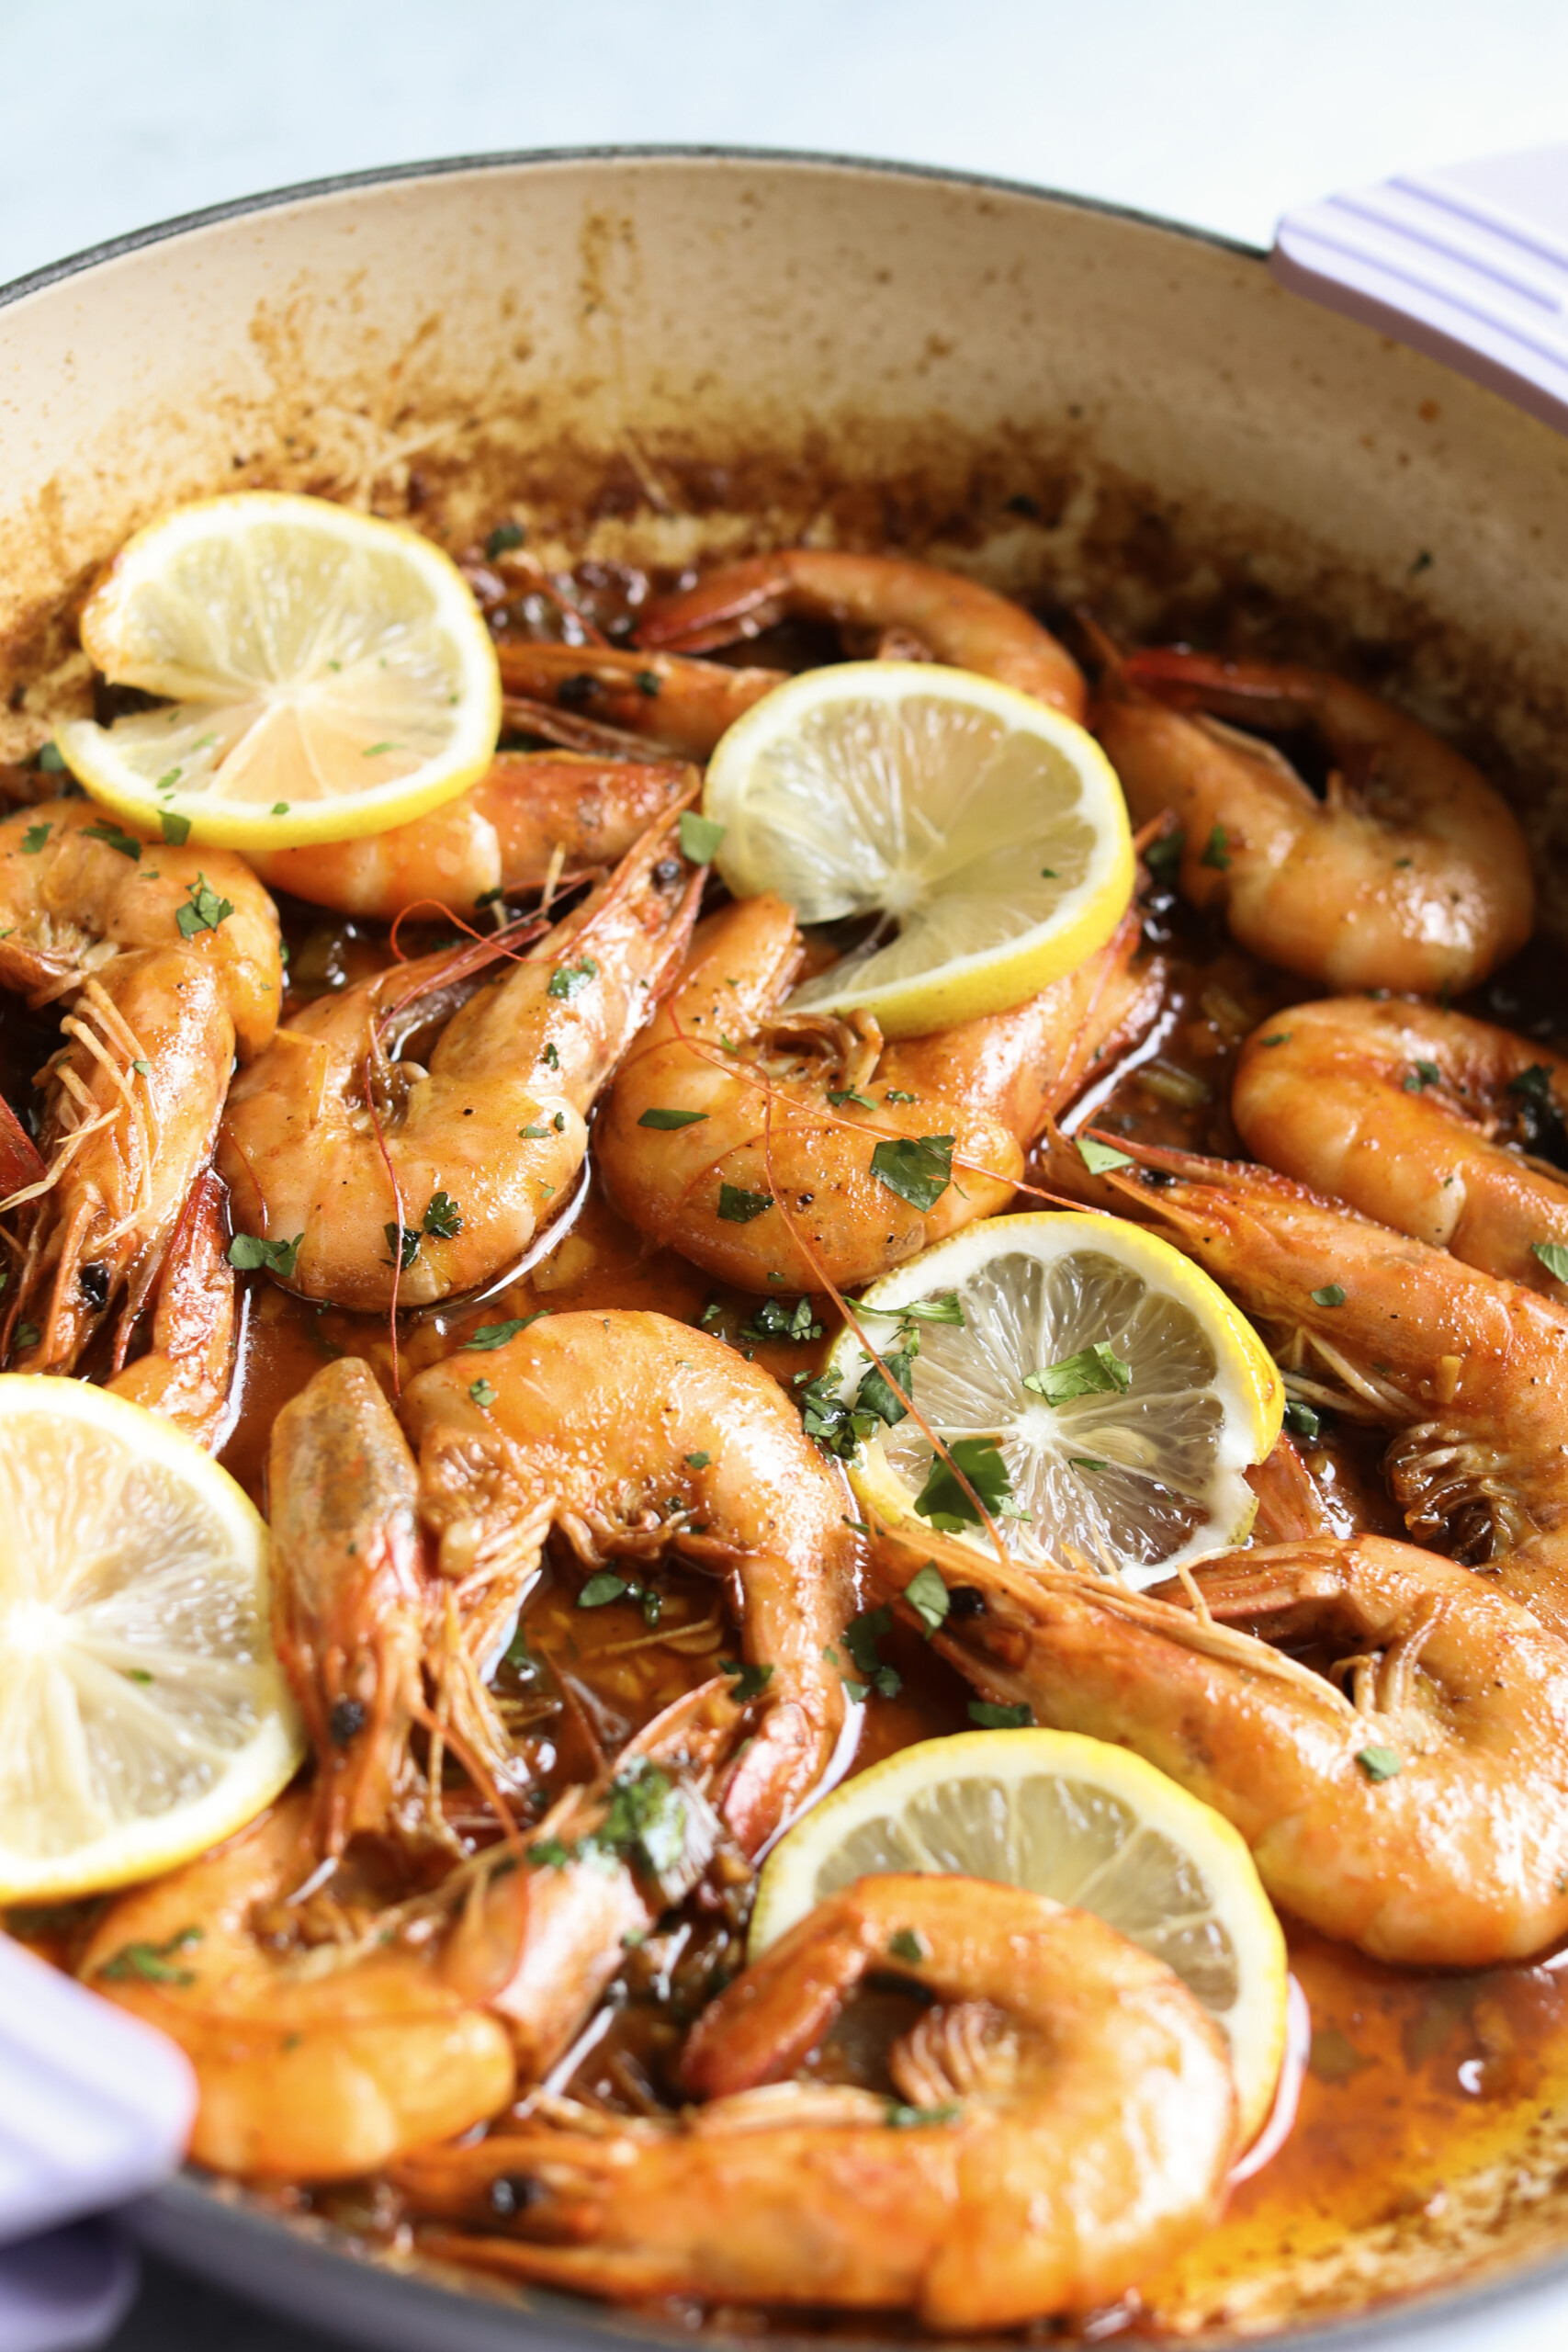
[
  {"x1": 753, "y1": 1726, "x2": 1287, "y2": 2145},
  {"x1": 829, "y1": 1211, "x2": 1282, "y2": 1587},
  {"x1": 0, "y1": 1376, "x2": 303, "y2": 1900},
  {"x1": 54, "y1": 492, "x2": 502, "y2": 850},
  {"x1": 703, "y1": 662, "x2": 1134, "y2": 1036}
]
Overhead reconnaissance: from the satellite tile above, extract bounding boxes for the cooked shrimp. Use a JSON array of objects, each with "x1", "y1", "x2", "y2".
[
  {"x1": 245, "y1": 752, "x2": 691, "y2": 921},
  {"x1": 1042, "y1": 1129, "x2": 1568, "y2": 1632},
  {"x1": 396, "y1": 1872, "x2": 1235, "y2": 2327},
  {"x1": 1233, "y1": 997, "x2": 1568, "y2": 1295},
  {"x1": 594, "y1": 893, "x2": 1159, "y2": 1294},
  {"x1": 0, "y1": 799, "x2": 279, "y2": 1371},
  {"x1": 638, "y1": 549, "x2": 1086, "y2": 719},
  {"x1": 399, "y1": 1307, "x2": 858, "y2": 1853},
  {"x1": 81, "y1": 1792, "x2": 516, "y2": 2179},
  {"x1": 1095, "y1": 651, "x2": 1532, "y2": 992},
  {"x1": 268, "y1": 1358, "x2": 436, "y2": 1852},
  {"x1": 106, "y1": 1170, "x2": 237, "y2": 1448},
  {"x1": 498, "y1": 642, "x2": 785, "y2": 759},
  {"x1": 219, "y1": 818, "x2": 702, "y2": 1310},
  {"x1": 876, "y1": 1527, "x2": 1568, "y2": 1966}
]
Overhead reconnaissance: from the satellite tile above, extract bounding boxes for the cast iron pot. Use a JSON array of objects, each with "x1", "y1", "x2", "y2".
[{"x1": 4, "y1": 149, "x2": 1567, "y2": 2351}]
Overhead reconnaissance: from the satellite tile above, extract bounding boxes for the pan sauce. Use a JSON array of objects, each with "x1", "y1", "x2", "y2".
[{"x1": 138, "y1": 560, "x2": 1568, "y2": 2342}]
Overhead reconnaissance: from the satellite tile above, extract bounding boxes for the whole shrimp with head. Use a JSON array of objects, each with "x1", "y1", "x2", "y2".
[
  {"x1": 1232, "y1": 996, "x2": 1568, "y2": 1297},
  {"x1": 399, "y1": 1306, "x2": 858, "y2": 1855},
  {"x1": 1095, "y1": 650, "x2": 1532, "y2": 993},
  {"x1": 1042, "y1": 1126, "x2": 1568, "y2": 1636},
  {"x1": 0, "y1": 797, "x2": 279, "y2": 1378},
  {"x1": 396, "y1": 1871, "x2": 1235, "y2": 2328},
  {"x1": 594, "y1": 893, "x2": 1160, "y2": 1295},
  {"x1": 638, "y1": 548, "x2": 1087, "y2": 719},
  {"x1": 874, "y1": 1523, "x2": 1568, "y2": 1969},
  {"x1": 219, "y1": 816, "x2": 701, "y2": 1310}
]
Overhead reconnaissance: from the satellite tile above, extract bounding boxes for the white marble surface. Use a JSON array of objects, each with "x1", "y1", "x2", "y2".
[
  {"x1": 5, "y1": 0, "x2": 1568, "y2": 277},
  {"x1": 5, "y1": 1, "x2": 1564, "y2": 2346}
]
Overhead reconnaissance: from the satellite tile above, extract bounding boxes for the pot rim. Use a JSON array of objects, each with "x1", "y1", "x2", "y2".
[{"x1": 0, "y1": 139, "x2": 1260, "y2": 315}]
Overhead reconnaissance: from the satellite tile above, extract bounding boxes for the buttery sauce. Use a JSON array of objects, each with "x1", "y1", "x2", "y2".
[{"x1": 196, "y1": 861, "x2": 1568, "y2": 2342}]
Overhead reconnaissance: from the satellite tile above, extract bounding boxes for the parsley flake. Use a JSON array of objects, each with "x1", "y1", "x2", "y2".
[
  {"x1": 886, "y1": 2100, "x2": 961, "y2": 2129},
  {"x1": 384, "y1": 1221, "x2": 421, "y2": 1272},
  {"x1": 827, "y1": 1087, "x2": 875, "y2": 1110},
  {"x1": 468, "y1": 1311, "x2": 548, "y2": 1351},
  {"x1": 1144, "y1": 829, "x2": 1185, "y2": 876},
  {"x1": 547, "y1": 956, "x2": 599, "y2": 1001},
  {"x1": 1023, "y1": 1340, "x2": 1131, "y2": 1406},
  {"x1": 719, "y1": 1658, "x2": 774, "y2": 1703},
  {"x1": 485, "y1": 521, "x2": 526, "y2": 558},
  {"x1": 638, "y1": 1106, "x2": 709, "y2": 1129},
  {"x1": 159, "y1": 809, "x2": 191, "y2": 845},
  {"x1": 468, "y1": 1378, "x2": 497, "y2": 1408},
  {"x1": 842, "y1": 1603, "x2": 901, "y2": 1701},
  {"x1": 1077, "y1": 1136, "x2": 1134, "y2": 1175},
  {"x1": 79, "y1": 821, "x2": 141, "y2": 860},
  {"x1": 678, "y1": 810, "x2": 726, "y2": 864},
  {"x1": 228, "y1": 1231, "x2": 303, "y2": 1279},
  {"x1": 97, "y1": 1925, "x2": 203, "y2": 1985},
  {"x1": 423, "y1": 1190, "x2": 463, "y2": 1239},
  {"x1": 717, "y1": 1182, "x2": 773, "y2": 1223},
  {"x1": 20, "y1": 823, "x2": 50, "y2": 854},
  {"x1": 887, "y1": 1928, "x2": 928, "y2": 1964},
  {"x1": 1356, "y1": 1745, "x2": 1402, "y2": 1783},
  {"x1": 1283, "y1": 1399, "x2": 1322, "y2": 1441},
  {"x1": 968, "y1": 1701, "x2": 1032, "y2": 1730},
  {"x1": 871, "y1": 1134, "x2": 953, "y2": 1214},
  {"x1": 1532, "y1": 1240, "x2": 1568, "y2": 1283},
  {"x1": 1201, "y1": 822, "x2": 1231, "y2": 870},
  {"x1": 1312, "y1": 1283, "x2": 1347, "y2": 1307},
  {"x1": 175, "y1": 876, "x2": 234, "y2": 938},
  {"x1": 854, "y1": 1292, "x2": 964, "y2": 1327},
  {"x1": 914, "y1": 1437, "x2": 1014, "y2": 1532},
  {"x1": 903, "y1": 1562, "x2": 950, "y2": 1636},
  {"x1": 1404, "y1": 1060, "x2": 1441, "y2": 1092}
]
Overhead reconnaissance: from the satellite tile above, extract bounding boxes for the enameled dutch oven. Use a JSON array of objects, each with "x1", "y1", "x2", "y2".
[{"x1": 4, "y1": 149, "x2": 1568, "y2": 2352}]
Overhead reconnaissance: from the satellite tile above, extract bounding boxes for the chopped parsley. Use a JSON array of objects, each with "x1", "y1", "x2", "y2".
[
  {"x1": 97, "y1": 1925, "x2": 203, "y2": 1985},
  {"x1": 678, "y1": 810, "x2": 726, "y2": 865},
  {"x1": 20, "y1": 823, "x2": 50, "y2": 854},
  {"x1": 871, "y1": 1134, "x2": 954, "y2": 1215},
  {"x1": 842, "y1": 1602, "x2": 901, "y2": 1702},
  {"x1": 384, "y1": 1221, "x2": 422, "y2": 1272},
  {"x1": 1200, "y1": 822, "x2": 1231, "y2": 870},
  {"x1": 78, "y1": 820, "x2": 141, "y2": 860},
  {"x1": 175, "y1": 876, "x2": 234, "y2": 937},
  {"x1": 968, "y1": 1701, "x2": 1032, "y2": 1730},
  {"x1": 1532, "y1": 1240, "x2": 1568, "y2": 1283},
  {"x1": 685, "y1": 1450, "x2": 711, "y2": 1469},
  {"x1": 228, "y1": 1231, "x2": 302, "y2": 1279},
  {"x1": 740, "y1": 1296, "x2": 820, "y2": 1344},
  {"x1": 1356, "y1": 1745, "x2": 1402, "y2": 1783},
  {"x1": 1144, "y1": 828, "x2": 1185, "y2": 876},
  {"x1": 827, "y1": 1087, "x2": 875, "y2": 1110},
  {"x1": 547, "y1": 956, "x2": 599, "y2": 1001},
  {"x1": 719, "y1": 1658, "x2": 774, "y2": 1703},
  {"x1": 1023, "y1": 1340, "x2": 1131, "y2": 1406},
  {"x1": 913, "y1": 1436, "x2": 1015, "y2": 1533},
  {"x1": 1312, "y1": 1283, "x2": 1347, "y2": 1308},
  {"x1": 468, "y1": 1311, "x2": 548, "y2": 1350},
  {"x1": 422, "y1": 1190, "x2": 464, "y2": 1239},
  {"x1": 717, "y1": 1182, "x2": 773, "y2": 1223},
  {"x1": 903, "y1": 1562, "x2": 950, "y2": 1637},
  {"x1": 638, "y1": 1106, "x2": 709, "y2": 1129},
  {"x1": 887, "y1": 1928, "x2": 928, "y2": 1964},
  {"x1": 1403, "y1": 1060, "x2": 1441, "y2": 1092},
  {"x1": 1283, "y1": 1399, "x2": 1322, "y2": 1441},
  {"x1": 468, "y1": 1378, "x2": 497, "y2": 1408},
  {"x1": 853, "y1": 1291, "x2": 964, "y2": 1327},
  {"x1": 159, "y1": 809, "x2": 191, "y2": 845},
  {"x1": 484, "y1": 520, "x2": 526, "y2": 558},
  {"x1": 1077, "y1": 1136, "x2": 1134, "y2": 1175}
]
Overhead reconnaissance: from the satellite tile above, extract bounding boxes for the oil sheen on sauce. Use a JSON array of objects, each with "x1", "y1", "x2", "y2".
[{"x1": 197, "y1": 865, "x2": 1568, "y2": 2338}]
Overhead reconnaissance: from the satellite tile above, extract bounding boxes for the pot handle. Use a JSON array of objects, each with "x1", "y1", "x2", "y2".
[{"x1": 1271, "y1": 144, "x2": 1568, "y2": 435}]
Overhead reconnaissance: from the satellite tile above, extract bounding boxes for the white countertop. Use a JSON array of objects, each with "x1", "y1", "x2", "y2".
[{"x1": 6, "y1": 3, "x2": 1565, "y2": 2347}]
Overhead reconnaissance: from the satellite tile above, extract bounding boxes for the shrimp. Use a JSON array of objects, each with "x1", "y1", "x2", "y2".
[
  {"x1": 874, "y1": 1526, "x2": 1568, "y2": 1967},
  {"x1": 267, "y1": 1358, "x2": 436, "y2": 1852},
  {"x1": 593, "y1": 893, "x2": 1159, "y2": 1294},
  {"x1": 105, "y1": 1170, "x2": 237, "y2": 1448},
  {"x1": 1232, "y1": 997, "x2": 1568, "y2": 1296},
  {"x1": 395, "y1": 1872, "x2": 1235, "y2": 2327},
  {"x1": 498, "y1": 642, "x2": 786, "y2": 759},
  {"x1": 1094, "y1": 650, "x2": 1532, "y2": 993},
  {"x1": 1041, "y1": 1128, "x2": 1568, "y2": 1634},
  {"x1": 80, "y1": 1792, "x2": 516, "y2": 2180},
  {"x1": 244, "y1": 752, "x2": 690, "y2": 921},
  {"x1": 398, "y1": 1308, "x2": 858, "y2": 1854},
  {"x1": 219, "y1": 818, "x2": 702, "y2": 1310},
  {"x1": 0, "y1": 799, "x2": 280, "y2": 1371},
  {"x1": 638, "y1": 549, "x2": 1086, "y2": 719}
]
